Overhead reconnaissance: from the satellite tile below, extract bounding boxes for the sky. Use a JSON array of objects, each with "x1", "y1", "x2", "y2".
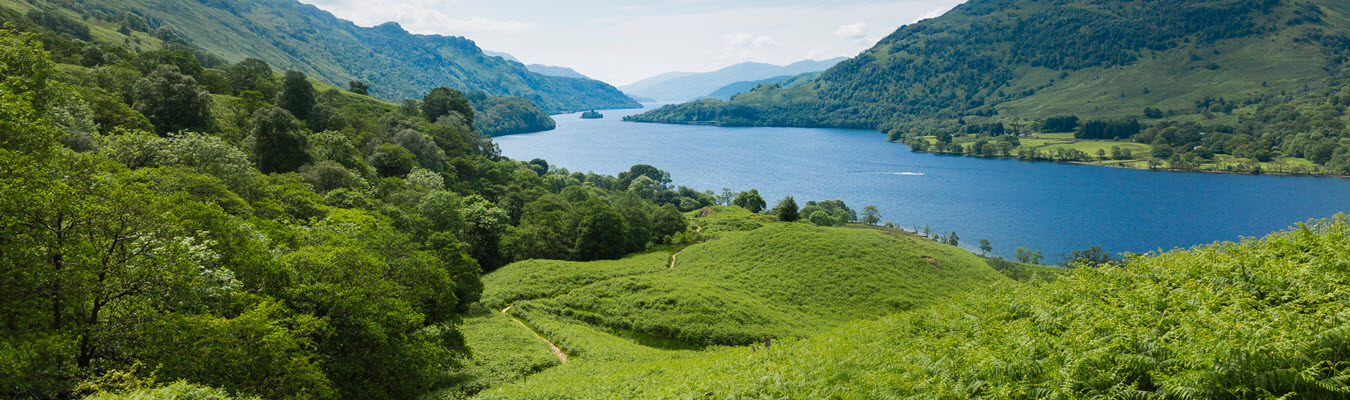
[{"x1": 296, "y1": 0, "x2": 965, "y2": 86}]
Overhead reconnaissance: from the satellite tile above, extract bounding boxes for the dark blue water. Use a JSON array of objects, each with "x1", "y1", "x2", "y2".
[{"x1": 496, "y1": 105, "x2": 1350, "y2": 260}]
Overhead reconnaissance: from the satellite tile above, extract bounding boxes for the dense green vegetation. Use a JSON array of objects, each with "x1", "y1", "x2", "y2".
[
  {"x1": 6, "y1": 0, "x2": 1349, "y2": 398},
  {"x1": 628, "y1": 0, "x2": 1350, "y2": 175},
  {"x1": 474, "y1": 215, "x2": 1350, "y2": 399},
  {"x1": 579, "y1": 110, "x2": 602, "y2": 119},
  {"x1": 465, "y1": 92, "x2": 556, "y2": 137},
  {"x1": 0, "y1": 23, "x2": 693, "y2": 400},
  {"x1": 0, "y1": 0, "x2": 639, "y2": 113}
]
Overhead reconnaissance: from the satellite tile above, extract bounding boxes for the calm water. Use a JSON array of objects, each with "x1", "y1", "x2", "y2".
[{"x1": 496, "y1": 105, "x2": 1350, "y2": 260}]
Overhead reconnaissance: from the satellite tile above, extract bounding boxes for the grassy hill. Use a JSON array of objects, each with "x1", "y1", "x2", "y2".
[
  {"x1": 442, "y1": 207, "x2": 1015, "y2": 397},
  {"x1": 469, "y1": 215, "x2": 1350, "y2": 399},
  {"x1": 2, "y1": 0, "x2": 638, "y2": 113},
  {"x1": 628, "y1": 0, "x2": 1350, "y2": 174}
]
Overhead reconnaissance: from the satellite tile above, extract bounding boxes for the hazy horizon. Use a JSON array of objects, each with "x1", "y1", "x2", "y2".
[{"x1": 296, "y1": 0, "x2": 965, "y2": 86}]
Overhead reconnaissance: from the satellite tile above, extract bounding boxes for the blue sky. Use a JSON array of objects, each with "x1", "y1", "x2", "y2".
[{"x1": 298, "y1": 0, "x2": 964, "y2": 85}]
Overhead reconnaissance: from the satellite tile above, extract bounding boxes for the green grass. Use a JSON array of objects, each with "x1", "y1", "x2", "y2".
[
  {"x1": 477, "y1": 215, "x2": 1350, "y2": 399},
  {"x1": 433, "y1": 310, "x2": 562, "y2": 398},
  {"x1": 521, "y1": 223, "x2": 1004, "y2": 346},
  {"x1": 687, "y1": 205, "x2": 767, "y2": 235},
  {"x1": 480, "y1": 252, "x2": 672, "y2": 310}
]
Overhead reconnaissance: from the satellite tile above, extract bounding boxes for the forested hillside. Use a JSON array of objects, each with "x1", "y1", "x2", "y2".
[
  {"x1": 0, "y1": 0, "x2": 638, "y2": 113},
  {"x1": 465, "y1": 92, "x2": 556, "y2": 136},
  {"x1": 629, "y1": 0, "x2": 1350, "y2": 174},
  {"x1": 0, "y1": 21, "x2": 710, "y2": 399}
]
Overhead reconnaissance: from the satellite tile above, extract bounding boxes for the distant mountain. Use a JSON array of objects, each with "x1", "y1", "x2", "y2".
[
  {"x1": 525, "y1": 64, "x2": 590, "y2": 80},
  {"x1": 620, "y1": 57, "x2": 845, "y2": 102},
  {"x1": 702, "y1": 76, "x2": 793, "y2": 101},
  {"x1": 483, "y1": 50, "x2": 520, "y2": 62},
  {"x1": 484, "y1": 50, "x2": 591, "y2": 80},
  {"x1": 54, "y1": 0, "x2": 637, "y2": 114}
]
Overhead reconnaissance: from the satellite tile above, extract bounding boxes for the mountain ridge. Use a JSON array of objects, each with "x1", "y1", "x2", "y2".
[
  {"x1": 620, "y1": 57, "x2": 846, "y2": 102},
  {"x1": 60, "y1": 0, "x2": 638, "y2": 114}
]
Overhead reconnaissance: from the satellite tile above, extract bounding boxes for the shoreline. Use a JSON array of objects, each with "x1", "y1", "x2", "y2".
[{"x1": 899, "y1": 144, "x2": 1350, "y2": 179}]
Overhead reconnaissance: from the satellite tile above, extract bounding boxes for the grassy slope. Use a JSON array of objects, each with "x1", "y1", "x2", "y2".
[
  {"x1": 438, "y1": 310, "x2": 562, "y2": 398},
  {"x1": 479, "y1": 215, "x2": 1350, "y2": 399},
  {"x1": 527, "y1": 223, "x2": 1003, "y2": 345},
  {"x1": 457, "y1": 208, "x2": 1009, "y2": 398}
]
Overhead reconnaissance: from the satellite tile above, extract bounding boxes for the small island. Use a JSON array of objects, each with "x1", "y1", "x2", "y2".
[{"x1": 580, "y1": 110, "x2": 604, "y2": 119}]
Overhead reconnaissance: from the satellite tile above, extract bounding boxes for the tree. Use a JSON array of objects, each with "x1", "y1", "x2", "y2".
[
  {"x1": 1061, "y1": 246, "x2": 1117, "y2": 268},
  {"x1": 1015, "y1": 247, "x2": 1044, "y2": 265},
  {"x1": 573, "y1": 200, "x2": 627, "y2": 261},
  {"x1": 979, "y1": 239, "x2": 993, "y2": 256},
  {"x1": 349, "y1": 80, "x2": 369, "y2": 96},
  {"x1": 719, "y1": 188, "x2": 735, "y2": 206},
  {"x1": 421, "y1": 87, "x2": 474, "y2": 126},
  {"x1": 276, "y1": 70, "x2": 316, "y2": 121},
  {"x1": 226, "y1": 58, "x2": 277, "y2": 99},
  {"x1": 617, "y1": 164, "x2": 672, "y2": 190},
  {"x1": 369, "y1": 144, "x2": 418, "y2": 178},
  {"x1": 774, "y1": 196, "x2": 799, "y2": 222},
  {"x1": 733, "y1": 189, "x2": 767, "y2": 213},
  {"x1": 131, "y1": 65, "x2": 213, "y2": 134},
  {"x1": 861, "y1": 205, "x2": 881, "y2": 225},
  {"x1": 947, "y1": 231, "x2": 960, "y2": 246},
  {"x1": 251, "y1": 107, "x2": 310, "y2": 174},
  {"x1": 460, "y1": 195, "x2": 509, "y2": 270},
  {"x1": 652, "y1": 203, "x2": 687, "y2": 242}
]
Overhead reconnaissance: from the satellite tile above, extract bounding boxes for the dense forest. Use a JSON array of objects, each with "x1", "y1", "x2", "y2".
[
  {"x1": 0, "y1": 0, "x2": 638, "y2": 113},
  {"x1": 628, "y1": 0, "x2": 1350, "y2": 174},
  {"x1": 464, "y1": 93, "x2": 556, "y2": 137},
  {"x1": 0, "y1": 16, "x2": 727, "y2": 399}
]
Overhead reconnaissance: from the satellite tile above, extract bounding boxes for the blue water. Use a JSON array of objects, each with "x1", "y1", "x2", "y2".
[{"x1": 496, "y1": 105, "x2": 1350, "y2": 260}]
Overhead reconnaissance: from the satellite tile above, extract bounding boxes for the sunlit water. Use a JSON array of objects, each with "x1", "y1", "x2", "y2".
[{"x1": 496, "y1": 105, "x2": 1350, "y2": 260}]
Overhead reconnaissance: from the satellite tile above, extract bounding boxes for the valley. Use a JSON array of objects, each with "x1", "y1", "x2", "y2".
[{"x1": 3, "y1": 0, "x2": 1350, "y2": 399}]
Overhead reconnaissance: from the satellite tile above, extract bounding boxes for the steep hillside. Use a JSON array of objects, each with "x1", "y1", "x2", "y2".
[
  {"x1": 633, "y1": 0, "x2": 1344, "y2": 126},
  {"x1": 475, "y1": 215, "x2": 1350, "y2": 399},
  {"x1": 627, "y1": 0, "x2": 1350, "y2": 173},
  {"x1": 620, "y1": 58, "x2": 845, "y2": 102},
  {"x1": 12, "y1": 0, "x2": 638, "y2": 113}
]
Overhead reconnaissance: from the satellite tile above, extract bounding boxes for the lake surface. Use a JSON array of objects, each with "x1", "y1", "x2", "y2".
[{"x1": 496, "y1": 105, "x2": 1350, "y2": 260}]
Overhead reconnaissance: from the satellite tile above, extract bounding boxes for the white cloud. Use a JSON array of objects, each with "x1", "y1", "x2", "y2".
[
  {"x1": 302, "y1": 0, "x2": 534, "y2": 35},
  {"x1": 921, "y1": 5, "x2": 956, "y2": 20},
  {"x1": 834, "y1": 22, "x2": 868, "y2": 40}
]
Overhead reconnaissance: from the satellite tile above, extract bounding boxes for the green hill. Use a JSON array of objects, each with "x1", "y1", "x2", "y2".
[
  {"x1": 488, "y1": 216, "x2": 1004, "y2": 347},
  {"x1": 473, "y1": 215, "x2": 1350, "y2": 399},
  {"x1": 440, "y1": 208, "x2": 1013, "y2": 397},
  {"x1": 628, "y1": 0, "x2": 1350, "y2": 174},
  {"x1": 1, "y1": 0, "x2": 638, "y2": 113}
]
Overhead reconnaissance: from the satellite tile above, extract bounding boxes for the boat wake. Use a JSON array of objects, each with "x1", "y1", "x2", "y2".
[{"x1": 855, "y1": 171, "x2": 925, "y2": 176}]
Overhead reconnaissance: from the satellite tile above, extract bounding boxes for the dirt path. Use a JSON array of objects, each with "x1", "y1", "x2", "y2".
[
  {"x1": 502, "y1": 307, "x2": 567, "y2": 363},
  {"x1": 669, "y1": 248, "x2": 688, "y2": 269}
]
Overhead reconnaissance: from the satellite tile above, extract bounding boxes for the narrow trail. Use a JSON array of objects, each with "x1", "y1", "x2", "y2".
[
  {"x1": 502, "y1": 307, "x2": 568, "y2": 363},
  {"x1": 669, "y1": 248, "x2": 688, "y2": 269}
]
